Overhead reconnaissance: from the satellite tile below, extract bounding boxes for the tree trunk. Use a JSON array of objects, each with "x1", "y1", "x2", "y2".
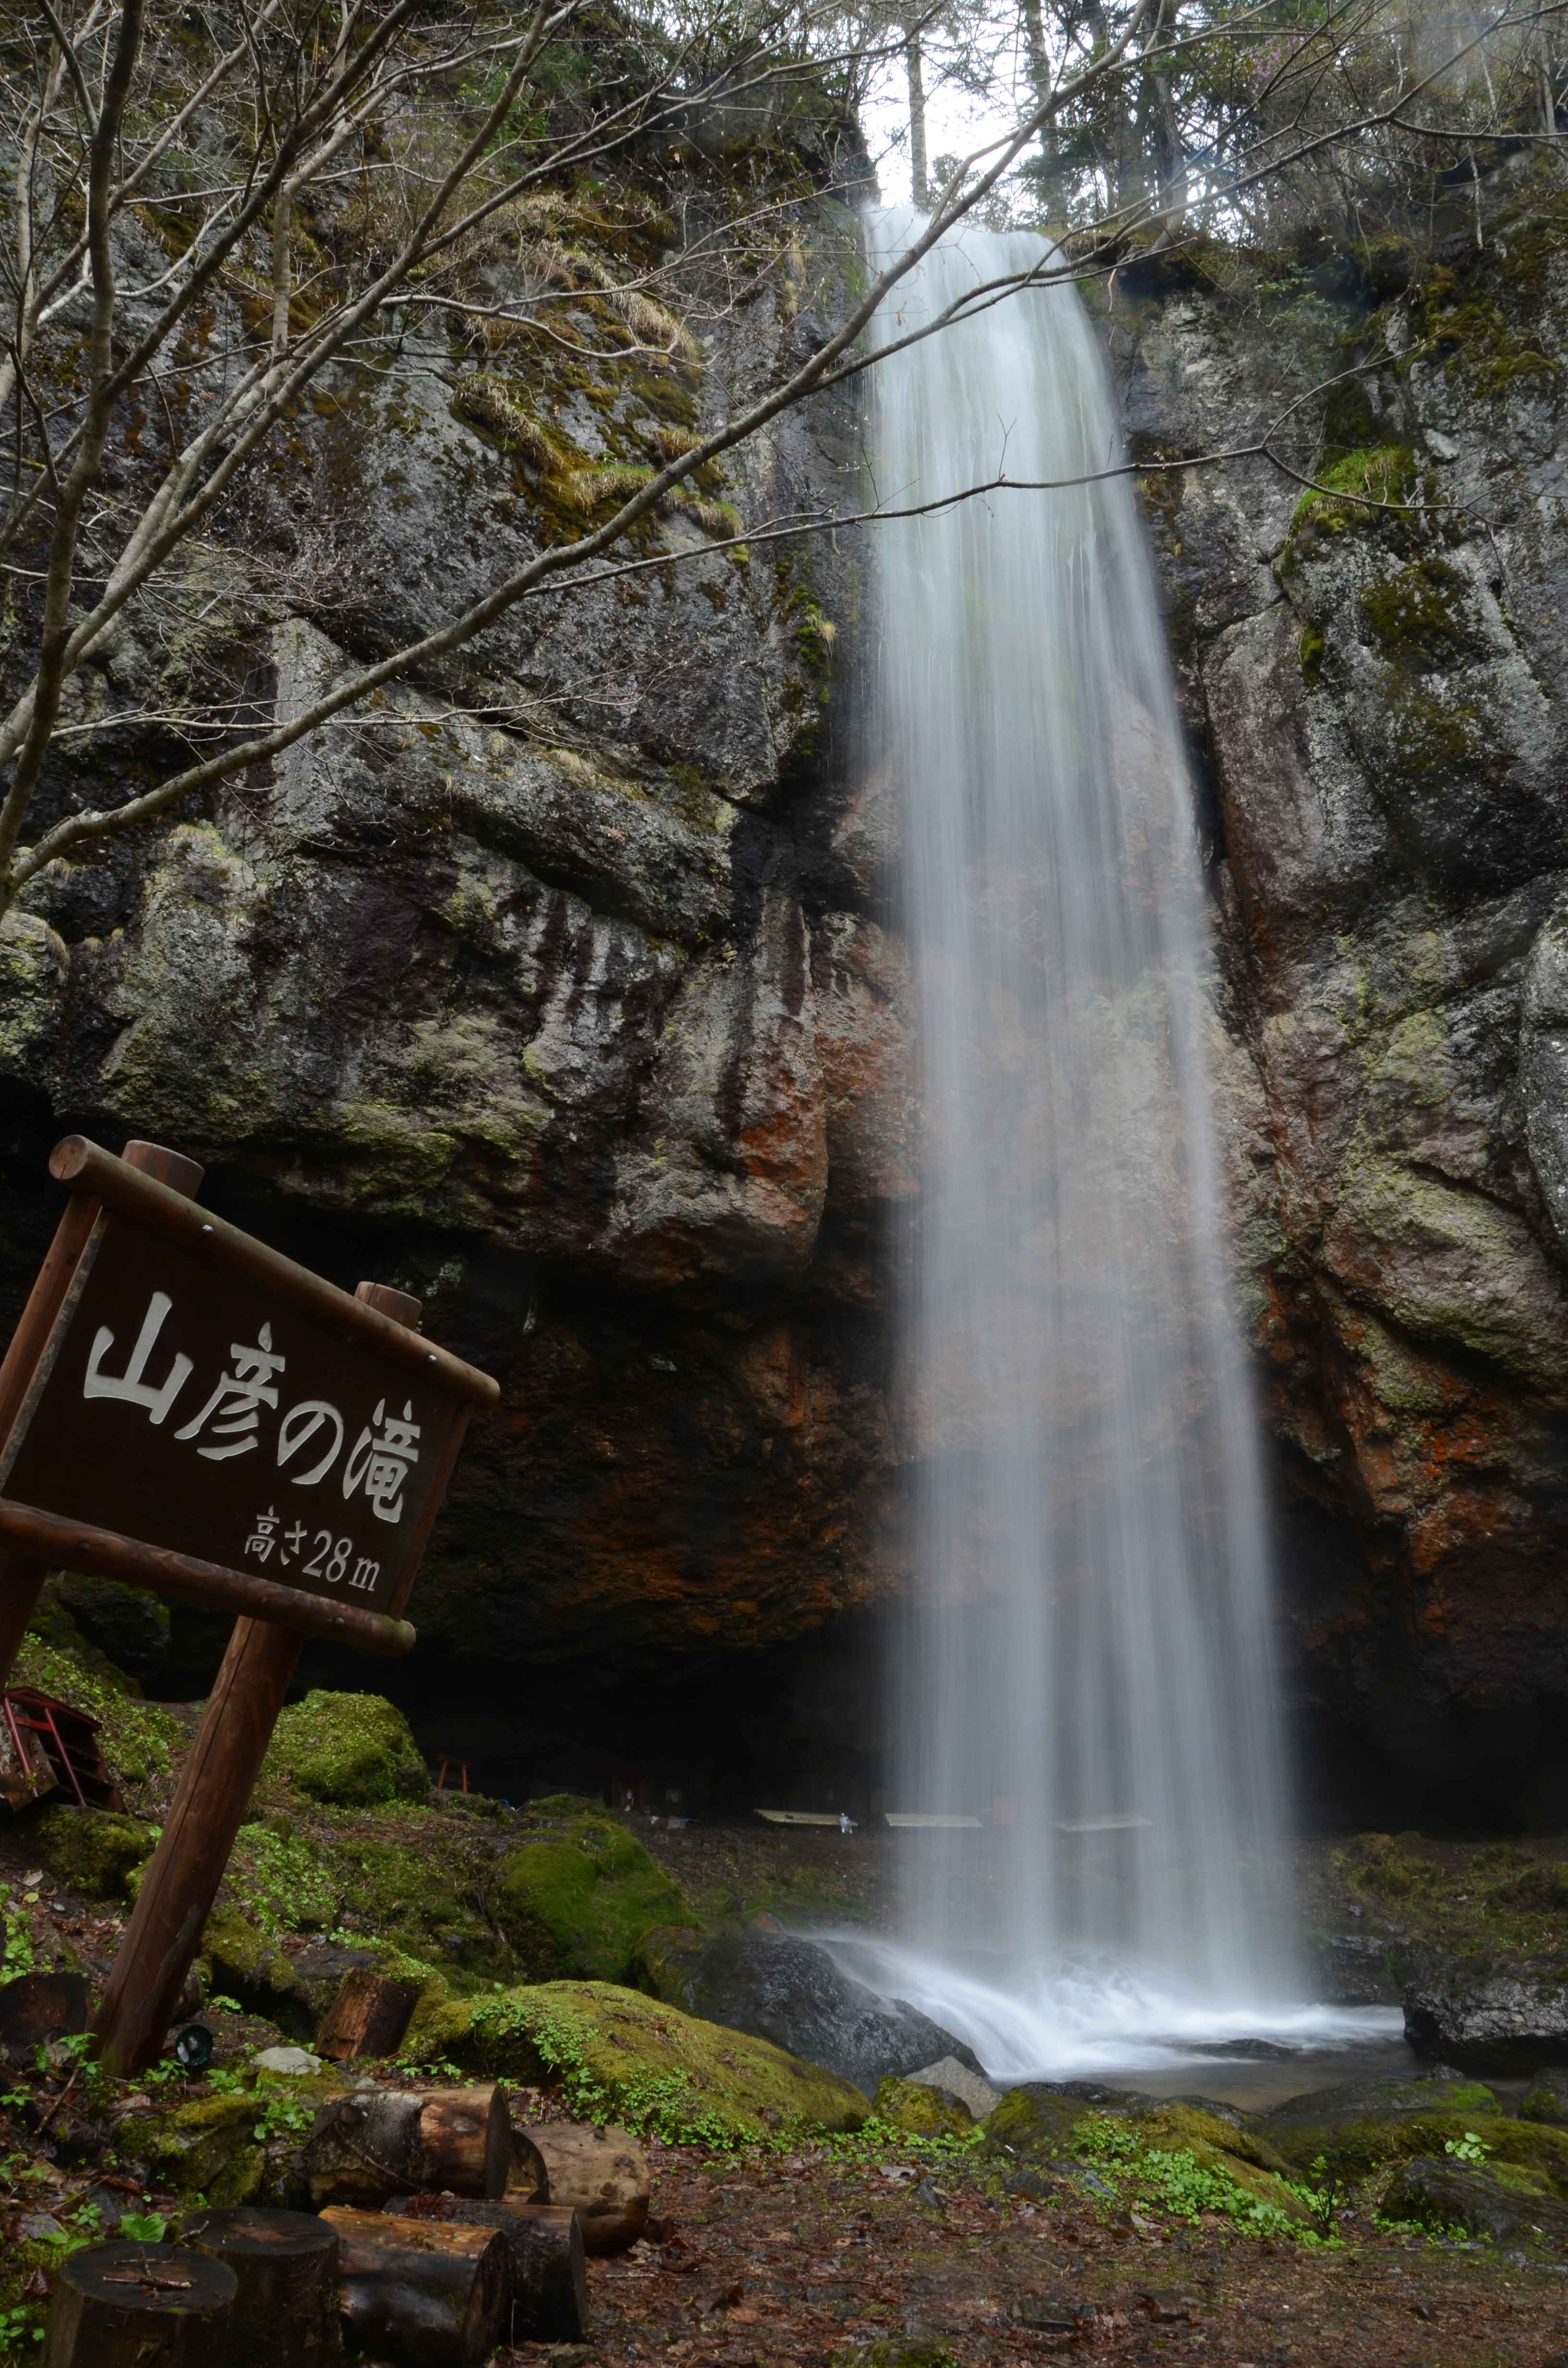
[
  {"x1": 523, "y1": 2121, "x2": 649, "y2": 2253},
  {"x1": 397, "y1": 2196, "x2": 589, "y2": 2341},
  {"x1": 42, "y1": 2242, "x2": 236, "y2": 2368},
  {"x1": 305, "y1": 2085, "x2": 509, "y2": 2207},
  {"x1": 322, "y1": 2208, "x2": 506, "y2": 2368},
  {"x1": 314, "y1": 1968, "x2": 418, "y2": 2064},
  {"x1": 176, "y1": 2206, "x2": 339, "y2": 2368},
  {"x1": 905, "y1": 30, "x2": 930, "y2": 208}
]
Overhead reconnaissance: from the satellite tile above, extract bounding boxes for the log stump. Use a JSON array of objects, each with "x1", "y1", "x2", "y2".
[
  {"x1": 305, "y1": 2084, "x2": 509, "y2": 2206},
  {"x1": 42, "y1": 2241, "x2": 236, "y2": 2368},
  {"x1": 398, "y1": 2195, "x2": 589, "y2": 2340},
  {"x1": 0, "y1": 1971, "x2": 89, "y2": 2061},
  {"x1": 524, "y1": 2121, "x2": 649, "y2": 2253},
  {"x1": 322, "y1": 2207, "x2": 506, "y2": 2368},
  {"x1": 315, "y1": 1969, "x2": 418, "y2": 2064},
  {"x1": 178, "y1": 2206, "x2": 339, "y2": 2366}
]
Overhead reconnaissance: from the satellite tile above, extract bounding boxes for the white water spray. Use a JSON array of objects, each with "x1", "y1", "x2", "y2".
[{"x1": 864, "y1": 206, "x2": 1297, "y2": 2033}]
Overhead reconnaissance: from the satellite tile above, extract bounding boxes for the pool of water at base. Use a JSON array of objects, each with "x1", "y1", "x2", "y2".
[{"x1": 818, "y1": 1934, "x2": 1500, "y2": 2114}]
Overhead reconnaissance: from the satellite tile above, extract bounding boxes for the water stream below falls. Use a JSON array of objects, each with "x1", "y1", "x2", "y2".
[{"x1": 858, "y1": 205, "x2": 1334, "y2": 2074}]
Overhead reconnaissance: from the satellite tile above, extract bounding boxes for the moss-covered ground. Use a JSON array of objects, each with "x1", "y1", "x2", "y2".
[{"x1": 3, "y1": 1613, "x2": 1568, "y2": 2353}]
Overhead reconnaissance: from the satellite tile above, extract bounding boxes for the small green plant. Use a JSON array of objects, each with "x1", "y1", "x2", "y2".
[
  {"x1": 1296, "y1": 2151, "x2": 1348, "y2": 2237},
  {"x1": 117, "y1": 2210, "x2": 168, "y2": 2242},
  {"x1": 1070, "y1": 2116, "x2": 1310, "y2": 2241},
  {"x1": 1445, "y1": 2130, "x2": 1492, "y2": 2166},
  {"x1": 1, "y1": 1892, "x2": 35, "y2": 1980},
  {"x1": 253, "y1": 2094, "x2": 315, "y2": 2143},
  {"x1": 0, "y1": 2301, "x2": 44, "y2": 2351}
]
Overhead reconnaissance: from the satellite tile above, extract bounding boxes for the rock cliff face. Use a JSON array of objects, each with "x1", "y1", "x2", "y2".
[
  {"x1": 5, "y1": 129, "x2": 1568, "y2": 1820},
  {"x1": 1118, "y1": 176, "x2": 1568, "y2": 1825}
]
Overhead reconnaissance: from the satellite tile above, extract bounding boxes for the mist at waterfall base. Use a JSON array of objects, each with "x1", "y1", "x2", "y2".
[{"x1": 851, "y1": 207, "x2": 1398, "y2": 2086}]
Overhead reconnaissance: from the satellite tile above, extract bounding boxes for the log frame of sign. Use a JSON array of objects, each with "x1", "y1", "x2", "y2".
[{"x1": 0, "y1": 1137, "x2": 499, "y2": 2076}]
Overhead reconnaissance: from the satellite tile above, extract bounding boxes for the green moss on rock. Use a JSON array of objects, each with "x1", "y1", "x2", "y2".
[
  {"x1": 407, "y1": 1976, "x2": 869, "y2": 2143},
  {"x1": 1265, "y1": 2074, "x2": 1568, "y2": 2194},
  {"x1": 871, "y1": 2076, "x2": 972, "y2": 2136},
  {"x1": 260, "y1": 1690, "x2": 429, "y2": 1808},
  {"x1": 493, "y1": 1812, "x2": 693, "y2": 1982},
  {"x1": 24, "y1": 1805, "x2": 156, "y2": 1900},
  {"x1": 134, "y1": 2092, "x2": 266, "y2": 2204},
  {"x1": 1287, "y1": 444, "x2": 1418, "y2": 544}
]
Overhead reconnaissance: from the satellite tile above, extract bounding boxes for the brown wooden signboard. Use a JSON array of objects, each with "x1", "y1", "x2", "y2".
[
  {"x1": 3, "y1": 1215, "x2": 461, "y2": 1619},
  {"x1": 0, "y1": 1135, "x2": 499, "y2": 2073}
]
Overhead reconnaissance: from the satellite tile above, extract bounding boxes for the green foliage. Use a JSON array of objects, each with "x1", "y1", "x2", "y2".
[
  {"x1": 117, "y1": 2212, "x2": 168, "y2": 2241},
  {"x1": 1071, "y1": 2115, "x2": 1310, "y2": 2238},
  {"x1": 252, "y1": 2091, "x2": 316, "y2": 2143},
  {"x1": 260, "y1": 1690, "x2": 430, "y2": 1808},
  {"x1": 13, "y1": 1635, "x2": 181, "y2": 1787},
  {"x1": 0, "y1": 2302, "x2": 44, "y2": 2351},
  {"x1": 230, "y1": 1822, "x2": 338, "y2": 1936},
  {"x1": 1445, "y1": 2129, "x2": 1492, "y2": 2166},
  {"x1": 0, "y1": 1890, "x2": 34, "y2": 1979}
]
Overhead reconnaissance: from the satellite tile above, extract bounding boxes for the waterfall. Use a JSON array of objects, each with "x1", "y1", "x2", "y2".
[{"x1": 862, "y1": 205, "x2": 1297, "y2": 2037}]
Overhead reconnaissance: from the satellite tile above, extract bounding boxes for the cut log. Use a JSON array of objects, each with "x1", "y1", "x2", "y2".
[
  {"x1": 42, "y1": 2241, "x2": 236, "y2": 2368},
  {"x1": 315, "y1": 1967, "x2": 418, "y2": 2063},
  {"x1": 305, "y1": 2084, "x2": 509, "y2": 2206},
  {"x1": 177, "y1": 2206, "x2": 338, "y2": 2367},
  {"x1": 0, "y1": 1970, "x2": 89, "y2": 2060},
  {"x1": 506, "y1": 2121, "x2": 548, "y2": 2200},
  {"x1": 397, "y1": 2196, "x2": 589, "y2": 2341},
  {"x1": 523, "y1": 2121, "x2": 650, "y2": 2253},
  {"x1": 322, "y1": 2206, "x2": 505, "y2": 2368}
]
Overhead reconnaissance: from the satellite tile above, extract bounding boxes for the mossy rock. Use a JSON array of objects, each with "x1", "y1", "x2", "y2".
[
  {"x1": 872, "y1": 2076, "x2": 972, "y2": 2137},
  {"x1": 1265, "y1": 2075, "x2": 1568, "y2": 2193},
  {"x1": 1521, "y1": 2069, "x2": 1568, "y2": 2126},
  {"x1": 408, "y1": 1976, "x2": 869, "y2": 2143},
  {"x1": 980, "y1": 2082, "x2": 1095, "y2": 2163},
  {"x1": 134, "y1": 2091, "x2": 266, "y2": 2205},
  {"x1": 332, "y1": 1833, "x2": 499, "y2": 1976},
  {"x1": 982, "y1": 2086, "x2": 1307, "y2": 2224},
  {"x1": 260, "y1": 1690, "x2": 429, "y2": 1808},
  {"x1": 1384, "y1": 2153, "x2": 1568, "y2": 2251},
  {"x1": 23, "y1": 1805, "x2": 156, "y2": 1900},
  {"x1": 193, "y1": 1900, "x2": 312, "y2": 2037},
  {"x1": 492, "y1": 1812, "x2": 692, "y2": 1982},
  {"x1": 1135, "y1": 2099, "x2": 1293, "y2": 2180}
]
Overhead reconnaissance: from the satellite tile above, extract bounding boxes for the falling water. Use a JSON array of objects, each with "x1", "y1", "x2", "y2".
[{"x1": 862, "y1": 205, "x2": 1299, "y2": 2045}]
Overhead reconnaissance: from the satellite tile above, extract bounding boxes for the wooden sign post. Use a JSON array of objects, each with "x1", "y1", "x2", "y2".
[{"x1": 0, "y1": 1136, "x2": 498, "y2": 2072}]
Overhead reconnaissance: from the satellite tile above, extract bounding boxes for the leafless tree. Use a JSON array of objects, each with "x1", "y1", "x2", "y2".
[{"x1": 0, "y1": 0, "x2": 1561, "y2": 924}]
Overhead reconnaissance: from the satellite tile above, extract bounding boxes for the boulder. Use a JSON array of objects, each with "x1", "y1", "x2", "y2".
[
  {"x1": 492, "y1": 1812, "x2": 691, "y2": 1983},
  {"x1": 908, "y1": 2056, "x2": 1001, "y2": 2119},
  {"x1": 1404, "y1": 1952, "x2": 1568, "y2": 2070},
  {"x1": 1383, "y1": 2154, "x2": 1568, "y2": 2252},
  {"x1": 24, "y1": 1805, "x2": 156, "y2": 1900},
  {"x1": 403, "y1": 1975, "x2": 870, "y2": 2144},
  {"x1": 980, "y1": 2083, "x2": 1306, "y2": 2220},
  {"x1": 1263, "y1": 2070, "x2": 1568, "y2": 2193},
  {"x1": 871, "y1": 2076, "x2": 972, "y2": 2136},
  {"x1": 260, "y1": 1692, "x2": 430, "y2": 1808},
  {"x1": 1522, "y1": 2068, "x2": 1568, "y2": 2126},
  {"x1": 638, "y1": 1924, "x2": 980, "y2": 2097}
]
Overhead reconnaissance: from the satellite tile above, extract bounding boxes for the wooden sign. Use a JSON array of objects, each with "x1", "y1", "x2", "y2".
[
  {"x1": 3, "y1": 1200, "x2": 463, "y2": 1620},
  {"x1": 0, "y1": 1137, "x2": 496, "y2": 1651},
  {"x1": 0, "y1": 1135, "x2": 499, "y2": 2074}
]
